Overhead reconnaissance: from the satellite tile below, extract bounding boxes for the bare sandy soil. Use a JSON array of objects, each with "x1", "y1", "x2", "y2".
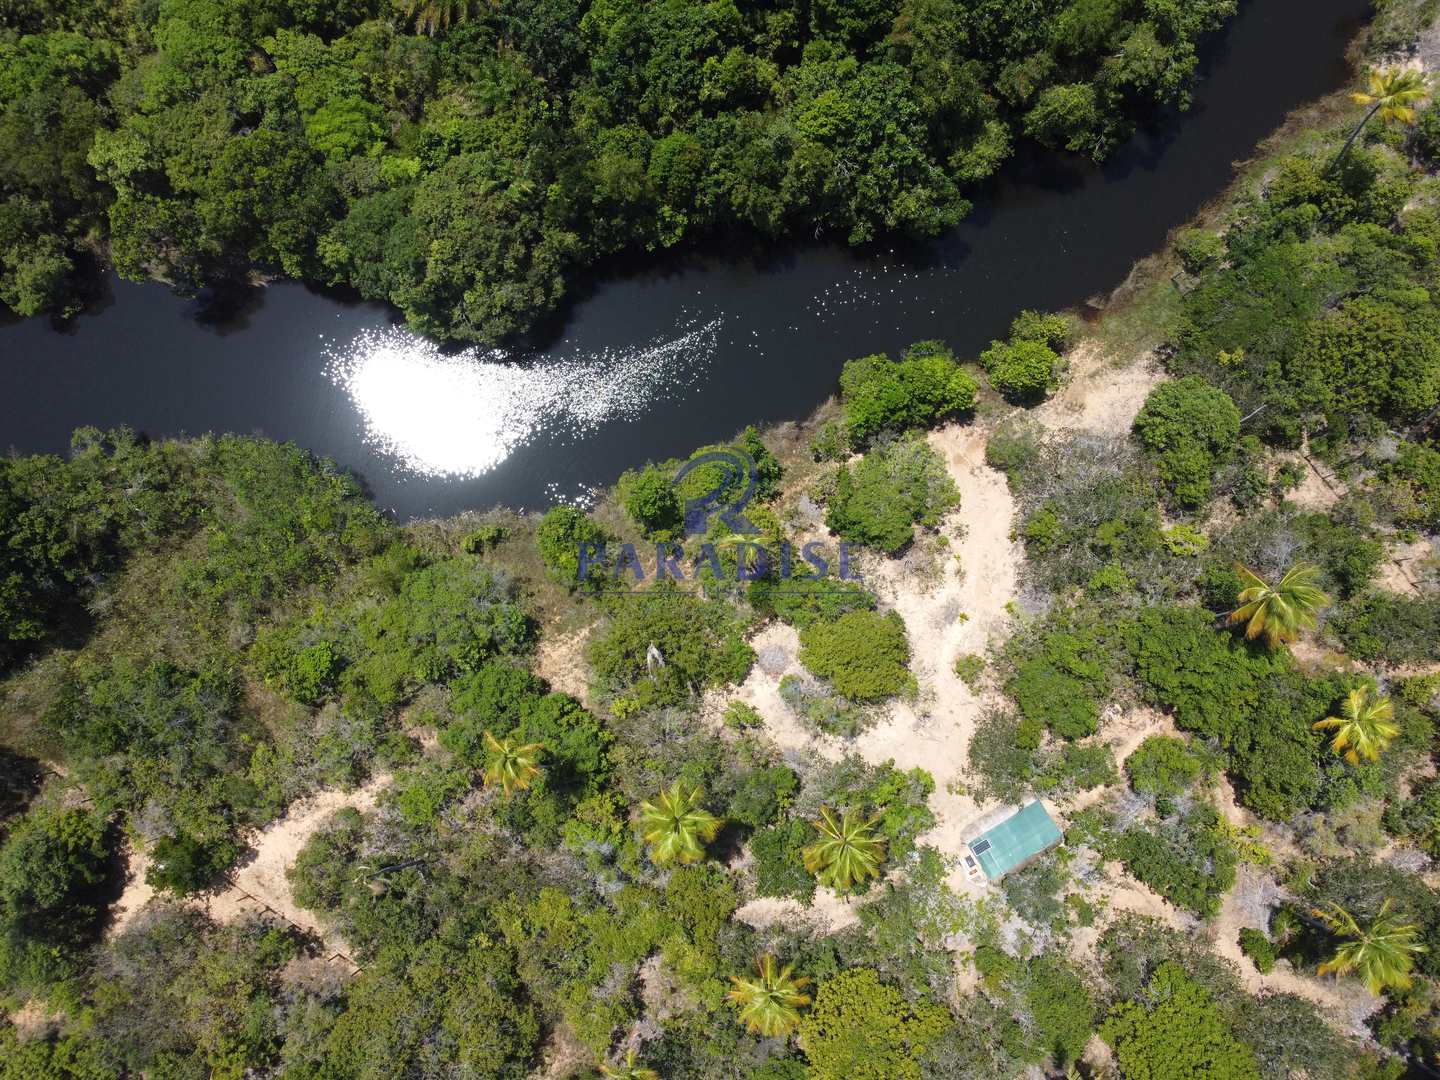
[{"x1": 109, "y1": 774, "x2": 390, "y2": 964}]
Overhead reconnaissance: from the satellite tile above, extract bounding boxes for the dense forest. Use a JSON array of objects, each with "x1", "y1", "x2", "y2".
[
  {"x1": 0, "y1": 0, "x2": 1240, "y2": 340},
  {"x1": 4, "y1": 1, "x2": 1440, "y2": 1079}
]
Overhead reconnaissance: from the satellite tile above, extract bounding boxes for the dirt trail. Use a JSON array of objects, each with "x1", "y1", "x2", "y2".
[{"x1": 110, "y1": 774, "x2": 390, "y2": 962}]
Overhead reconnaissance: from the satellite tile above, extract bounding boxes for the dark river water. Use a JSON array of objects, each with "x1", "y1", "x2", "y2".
[{"x1": 0, "y1": 0, "x2": 1371, "y2": 519}]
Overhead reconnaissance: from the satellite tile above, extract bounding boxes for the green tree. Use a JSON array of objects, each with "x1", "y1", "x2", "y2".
[
  {"x1": 400, "y1": 0, "x2": 481, "y2": 36},
  {"x1": 797, "y1": 967, "x2": 950, "y2": 1080},
  {"x1": 1314, "y1": 898, "x2": 1427, "y2": 994},
  {"x1": 726, "y1": 954, "x2": 812, "y2": 1037},
  {"x1": 801, "y1": 806, "x2": 885, "y2": 891},
  {"x1": 482, "y1": 731, "x2": 544, "y2": 796},
  {"x1": 1228, "y1": 563, "x2": 1330, "y2": 649},
  {"x1": 622, "y1": 465, "x2": 683, "y2": 540},
  {"x1": 982, "y1": 338, "x2": 1060, "y2": 403},
  {"x1": 1336, "y1": 67, "x2": 1428, "y2": 165},
  {"x1": 798, "y1": 609, "x2": 914, "y2": 702},
  {"x1": 1312, "y1": 686, "x2": 1399, "y2": 765},
  {"x1": 638, "y1": 781, "x2": 721, "y2": 865},
  {"x1": 1099, "y1": 961, "x2": 1260, "y2": 1079},
  {"x1": 1132, "y1": 376, "x2": 1241, "y2": 507}
]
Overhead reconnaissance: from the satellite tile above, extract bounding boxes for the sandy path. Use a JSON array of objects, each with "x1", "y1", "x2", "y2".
[
  {"x1": 534, "y1": 626, "x2": 593, "y2": 704},
  {"x1": 110, "y1": 775, "x2": 390, "y2": 962},
  {"x1": 1034, "y1": 340, "x2": 1164, "y2": 435}
]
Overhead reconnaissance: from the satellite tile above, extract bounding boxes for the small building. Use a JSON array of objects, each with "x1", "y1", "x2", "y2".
[{"x1": 965, "y1": 800, "x2": 1063, "y2": 881}]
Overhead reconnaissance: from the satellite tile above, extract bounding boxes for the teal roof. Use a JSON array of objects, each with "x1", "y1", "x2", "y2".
[{"x1": 968, "y1": 801, "x2": 1062, "y2": 880}]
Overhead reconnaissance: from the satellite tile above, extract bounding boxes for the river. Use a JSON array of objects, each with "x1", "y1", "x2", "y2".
[{"x1": 0, "y1": 0, "x2": 1371, "y2": 520}]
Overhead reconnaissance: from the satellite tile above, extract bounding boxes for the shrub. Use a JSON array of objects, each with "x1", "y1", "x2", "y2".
[
  {"x1": 1100, "y1": 961, "x2": 1261, "y2": 1079},
  {"x1": 797, "y1": 968, "x2": 952, "y2": 1080},
  {"x1": 1238, "y1": 928, "x2": 1276, "y2": 974},
  {"x1": 728, "y1": 765, "x2": 798, "y2": 828},
  {"x1": 1009, "y1": 310, "x2": 1071, "y2": 351},
  {"x1": 1023, "y1": 954, "x2": 1096, "y2": 1068},
  {"x1": 1005, "y1": 621, "x2": 1115, "y2": 740},
  {"x1": 778, "y1": 673, "x2": 873, "y2": 738},
  {"x1": 1380, "y1": 440, "x2": 1440, "y2": 532},
  {"x1": 749, "y1": 577, "x2": 875, "y2": 629},
  {"x1": 839, "y1": 343, "x2": 978, "y2": 447},
  {"x1": 751, "y1": 818, "x2": 815, "y2": 902},
  {"x1": 147, "y1": 833, "x2": 242, "y2": 896},
  {"x1": 621, "y1": 465, "x2": 683, "y2": 539},
  {"x1": 586, "y1": 586, "x2": 754, "y2": 710},
  {"x1": 982, "y1": 338, "x2": 1060, "y2": 403},
  {"x1": 535, "y1": 505, "x2": 611, "y2": 588},
  {"x1": 1330, "y1": 594, "x2": 1440, "y2": 665},
  {"x1": 1125, "y1": 735, "x2": 1206, "y2": 797},
  {"x1": 953, "y1": 653, "x2": 985, "y2": 690},
  {"x1": 1132, "y1": 377, "x2": 1241, "y2": 508},
  {"x1": 984, "y1": 417, "x2": 1043, "y2": 480},
  {"x1": 1115, "y1": 806, "x2": 1238, "y2": 918},
  {"x1": 1175, "y1": 228, "x2": 1226, "y2": 274},
  {"x1": 825, "y1": 436, "x2": 959, "y2": 554},
  {"x1": 798, "y1": 610, "x2": 915, "y2": 703}
]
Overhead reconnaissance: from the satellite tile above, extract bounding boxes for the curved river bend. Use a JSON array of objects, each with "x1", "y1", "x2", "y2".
[{"x1": 0, "y1": 0, "x2": 1370, "y2": 519}]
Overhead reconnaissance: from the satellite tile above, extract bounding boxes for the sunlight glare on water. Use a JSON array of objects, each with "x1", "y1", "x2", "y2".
[{"x1": 326, "y1": 319, "x2": 721, "y2": 479}]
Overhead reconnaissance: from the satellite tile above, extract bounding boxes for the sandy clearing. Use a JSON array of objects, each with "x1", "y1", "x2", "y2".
[
  {"x1": 110, "y1": 774, "x2": 390, "y2": 962},
  {"x1": 534, "y1": 625, "x2": 593, "y2": 704},
  {"x1": 734, "y1": 891, "x2": 862, "y2": 934},
  {"x1": 1377, "y1": 537, "x2": 1433, "y2": 596},
  {"x1": 1034, "y1": 340, "x2": 1164, "y2": 435}
]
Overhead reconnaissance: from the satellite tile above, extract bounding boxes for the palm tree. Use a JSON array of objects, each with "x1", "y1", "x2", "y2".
[
  {"x1": 1312, "y1": 686, "x2": 1400, "y2": 764},
  {"x1": 482, "y1": 731, "x2": 543, "y2": 796},
  {"x1": 598, "y1": 1049, "x2": 660, "y2": 1080},
  {"x1": 1335, "y1": 66, "x2": 1428, "y2": 164},
  {"x1": 400, "y1": 0, "x2": 478, "y2": 36},
  {"x1": 1228, "y1": 562, "x2": 1330, "y2": 649},
  {"x1": 1313, "y1": 898, "x2": 1427, "y2": 994},
  {"x1": 801, "y1": 806, "x2": 886, "y2": 891},
  {"x1": 638, "y1": 781, "x2": 721, "y2": 865},
  {"x1": 726, "y1": 954, "x2": 812, "y2": 1037}
]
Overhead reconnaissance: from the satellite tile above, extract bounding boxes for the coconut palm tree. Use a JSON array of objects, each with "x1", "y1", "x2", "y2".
[
  {"x1": 1314, "y1": 898, "x2": 1427, "y2": 994},
  {"x1": 1335, "y1": 66, "x2": 1429, "y2": 164},
  {"x1": 801, "y1": 806, "x2": 886, "y2": 891},
  {"x1": 638, "y1": 781, "x2": 721, "y2": 865},
  {"x1": 1312, "y1": 686, "x2": 1400, "y2": 764},
  {"x1": 481, "y1": 731, "x2": 543, "y2": 796},
  {"x1": 726, "y1": 954, "x2": 812, "y2": 1037},
  {"x1": 598, "y1": 1049, "x2": 660, "y2": 1080},
  {"x1": 1228, "y1": 562, "x2": 1330, "y2": 649},
  {"x1": 400, "y1": 0, "x2": 479, "y2": 36}
]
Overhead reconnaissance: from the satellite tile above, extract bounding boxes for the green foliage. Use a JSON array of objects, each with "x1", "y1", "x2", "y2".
[
  {"x1": 1175, "y1": 228, "x2": 1226, "y2": 274},
  {"x1": 749, "y1": 577, "x2": 875, "y2": 630},
  {"x1": 1114, "y1": 805, "x2": 1239, "y2": 918},
  {"x1": 535, "y1": 505, "x2": 612, "y2": 588},
  {"x1": 621, "y1": 465, "x2": 684, "y2": 540},
  {"x1": 0, "y1": 805, "x2": 110, "y2": 990},
  {"x1": 1022, "y1": 954, "x2": 1096, "y2": 1068},
  {"x1": 1006, "y1": 620, "x2": 1114, "y2": 739},
  {"x1": 838, "y1": 342, "x2": 978, "y2": 448},
  {"x1": 1379, "y1": 440, "x2": 1440, "y2": 532},
  {"x1": 798, "y1": 610, "x2": 914, "y2": 703},
  {"x1": 798, "y1": 968, "x2": 951, "y2": 1080},
  {"x1": 982, "y1": 338, "x2": 1061, "y2": 404},
  {"x1": 586, "y1": 586, "x2": 753, "y2": 711},
  {"x1": 1099, "y1": 961, "x2": 1261, "y2": 1079},
  {"x1": 146, "y1": 831, "x2": 241, "y2": 896},
  {"x1": 1125, "y1": 735, "x2": 1208, "y2": 797},
  {"x1": 1238, "y1": 927, "x2": 1277, "y2": 974},
  {"x1": 1132, "y1": 376, "x2": 1241, "y2": 507},
  {"x1": 1330, "y1": 593, "x2": 1440, "y2": 665},
  {"x1": 825, "y1": 435, "x2": 959, "y2": 554}
]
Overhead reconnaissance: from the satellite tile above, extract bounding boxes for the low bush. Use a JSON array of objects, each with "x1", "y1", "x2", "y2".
[
  {"x1": 982, "y1": 338, "x2": 1060, "y2": 403},
  {"x1": 1132, "y1": 376, "x2": 1241, "y2": 508},
  {"x1": 799, "y1": 610, "x2": 915, "y2": 704},
  {"x1": 839, "y1": 342, "x2": 978, "y2": 447},
  {"x1": 1238, "y1": 928, "x2": 1276, "y2": 974},
  {"x1": 535, "y1": 505, "x2": 612, "y2": 588},
  {"x1": 825, "y1": 436, "x2": 959, "y2": 554},
  {"x1": 1115, "y1": 806, "x2": 1238, "y2": 918},
  {"x1": 1330, "y1": 594, "x2": 1440, "y2": 665},
  {"x1": 1125, "y1": 735, "x2": 1207, "y2": 797}
]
